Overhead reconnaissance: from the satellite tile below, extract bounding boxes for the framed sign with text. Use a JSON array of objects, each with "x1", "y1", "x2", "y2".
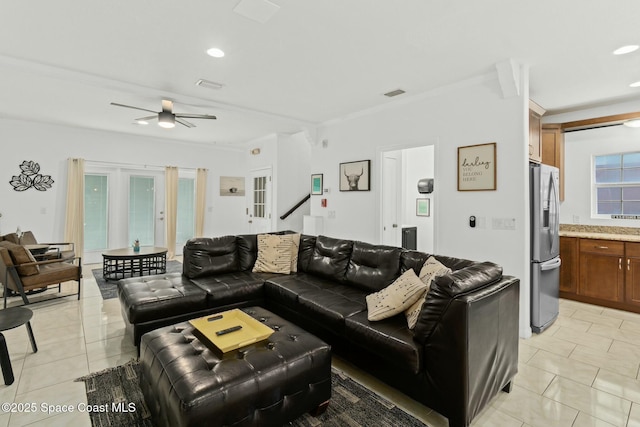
[{"x1": 457, "y1": 142, "x2": 496, "y2": 191}]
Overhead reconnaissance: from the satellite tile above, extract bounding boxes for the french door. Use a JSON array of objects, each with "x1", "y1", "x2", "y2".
[
  {"x1": 248, "y1": 168, "x2": 272, "y2": 234},
  {"x1": 83, "y1": 167, "x2": 165, "y2": 264}
]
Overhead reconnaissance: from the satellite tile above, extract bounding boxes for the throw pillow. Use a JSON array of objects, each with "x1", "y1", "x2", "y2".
[
  {"x1": 366, "y1": 269, "x2": 427, "y2": 321},
  {"x1": 252, "y1": 234, "x2": 294, "y2": 274},
  {"x1": 290, "y1": 233, "x2": 301, "y2": 273},
  {"x1": 1, "y1": 242, "x2": 40, "y2": 276},
  {"x1": 404, "y1": 256, "x2": 451, "y2": 329}
]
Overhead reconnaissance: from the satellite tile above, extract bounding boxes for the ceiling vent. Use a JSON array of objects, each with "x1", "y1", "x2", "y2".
[
  {"x1": 195, "y1": 79, "x2": 225, "y2": 90},
  {"x1": 384, "y1": 89, "x2": 406, "y2": 97}
]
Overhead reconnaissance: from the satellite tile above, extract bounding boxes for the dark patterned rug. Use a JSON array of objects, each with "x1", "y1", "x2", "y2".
[
  {"x1": 91, "y1": 261, "x2": 183, "y2": 300},
  {"x1": 76, "y1": 361, "x2": 428, "y2": 427}
]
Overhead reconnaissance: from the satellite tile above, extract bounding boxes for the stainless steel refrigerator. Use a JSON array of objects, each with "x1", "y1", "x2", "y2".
[{"x1": 530, "y1": 163, "x2": 561, "y2": 333}]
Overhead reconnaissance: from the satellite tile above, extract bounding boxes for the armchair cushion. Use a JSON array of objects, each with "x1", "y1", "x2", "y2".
[{"x1": 0, "y1": 241, "x2": 39, "y2": 276}]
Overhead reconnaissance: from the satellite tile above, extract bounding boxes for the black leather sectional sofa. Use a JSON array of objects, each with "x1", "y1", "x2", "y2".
[{"x1": 118, "y1": 233, "x2": 520, "y2": 427}]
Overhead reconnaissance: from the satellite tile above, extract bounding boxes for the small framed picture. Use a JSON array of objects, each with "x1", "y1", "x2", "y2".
[
  {"x1": 311, "y1": 174, "x2": 323, "y2": 195},
  {"x1": 339, "y1": 160, "x2": 371, "y2": 191},
  {"x1": 416, "y1": 198, "x2": 430, "y2": 216}
]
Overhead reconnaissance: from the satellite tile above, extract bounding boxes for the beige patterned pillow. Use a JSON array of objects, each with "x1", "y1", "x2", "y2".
[
  {"x1": 366, "y1": 269, "x2": 427, "y2": 321},
  {"x1": 252, "y1": 234, "x2": 293, "y2": 274},
  {"x1": 290, "y1": 233, "x2": 301, "y2": 273},
  {"x1": 405, "y1": 256, "x2": 451, "y2": 329}
]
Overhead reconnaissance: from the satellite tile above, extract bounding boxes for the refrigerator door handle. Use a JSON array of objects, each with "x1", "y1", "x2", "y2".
[
  {"x1": 540, "y1": 257, "x2": 562, "y2": 271},
  {"x1": 548, "y1": 172, "x2": 560, "y2": 255}
]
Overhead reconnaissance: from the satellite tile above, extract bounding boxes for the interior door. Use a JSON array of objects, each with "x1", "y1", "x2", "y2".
[
  {"x1": 248, "y1": 168, "x2": 272, "y2": 234},
  {"x1": 382, "y1": 155, "x2": 400, "y2": 246}
]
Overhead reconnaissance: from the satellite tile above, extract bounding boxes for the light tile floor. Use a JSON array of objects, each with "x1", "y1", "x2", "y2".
[{"x1": 0, "y1": 269, "x2": 638, "y2": 427}]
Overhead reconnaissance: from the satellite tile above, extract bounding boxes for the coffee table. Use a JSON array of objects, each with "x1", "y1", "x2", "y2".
[{"x1": 102, "y1": 247, "x2": 167, "y2": 281}]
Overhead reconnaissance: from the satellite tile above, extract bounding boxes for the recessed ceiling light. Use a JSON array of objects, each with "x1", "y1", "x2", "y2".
[
  {"x1": 613, "y1": 45, "x2": 639, "y2": 55},
  {"x1": 624, "y1": 119, "x2": 640, "y2": 128},
  {"x1": 630, "y1": 81, "x2": 640, "y2": 88},
  {"x1": 206, "y1": 47, "x2": 225, "y2": 58}
]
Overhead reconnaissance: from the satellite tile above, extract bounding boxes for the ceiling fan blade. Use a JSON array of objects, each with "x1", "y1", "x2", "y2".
[
  {"x1": 175, "y1": 117, "x2": 196, "y2": 128},
  {"x1": 110, "y1": 102, "x2": 158, "y2": 114},
  {"x1": 175, "y1": 113, "x2": 217, "y2": 120},
  {"x1": 134, "y1": 115, "x2": 157, "y2": 122},
  {"x1": 161, "y1": 100, "x2": 174, "y2": 113}
]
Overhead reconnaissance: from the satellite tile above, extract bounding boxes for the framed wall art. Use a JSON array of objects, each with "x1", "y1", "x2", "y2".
[
  {"x1": 311, "y1": 174, "x2": 323, "y2": 195},
  {"x1": 220, "y1": 176, "x2": 245, "y2": 196},
  {"x1": 457, "y1": 142, "x2": 496, "y2": 191},
  {"x1": 416, "y1": 198, "x2": 430, "y2": 216},
  {"x1": 339, "y1": 160, "x2": 371, "y2": 191}
]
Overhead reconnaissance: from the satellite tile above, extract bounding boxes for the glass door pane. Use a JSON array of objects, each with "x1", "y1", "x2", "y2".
[
  {"x1": 84, "y1": 174, "x2": 109, "y2": 251},
  {"x1": 129, "y1": 176, "x2": 155, "y2": 246}
]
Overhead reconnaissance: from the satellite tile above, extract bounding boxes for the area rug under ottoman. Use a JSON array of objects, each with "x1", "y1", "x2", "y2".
[{"x1": 76, "y1": 361, "x2": 428, "y2": 427}]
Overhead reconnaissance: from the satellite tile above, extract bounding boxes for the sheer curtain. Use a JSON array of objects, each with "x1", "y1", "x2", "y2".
[
  {"x1": 64, "y1": 158, "x2": 85, "y2": 259},
  {"x1": 195, "y1": 168, "x2": 208, "y2": 237},
  {"x1": 165, "y1": 166, "x2": 178, "y2": 260}
]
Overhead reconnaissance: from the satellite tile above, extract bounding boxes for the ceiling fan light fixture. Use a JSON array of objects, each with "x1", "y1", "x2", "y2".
[{"x1": 158, "y1": 111, "x2": 175, "y2": 128}]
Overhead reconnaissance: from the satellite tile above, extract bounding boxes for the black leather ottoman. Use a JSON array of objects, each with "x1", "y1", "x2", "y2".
[
  {"x1": 118, "y1": 272, "x2": 210, "y2": 345},
  {"x1": 139, "y1": 306, "x2": 332, "y2": 427}
]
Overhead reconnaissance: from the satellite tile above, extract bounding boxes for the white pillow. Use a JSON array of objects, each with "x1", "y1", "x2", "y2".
[
  {"x1": 252, "y1": 234, "x2": 294, "y2": 274},
  {"x1": 366, "y1": 269, "x2": 427, "y2": 321},
  {"x1": 404, "y1": 256, "x2": 452, "y2": 329}
]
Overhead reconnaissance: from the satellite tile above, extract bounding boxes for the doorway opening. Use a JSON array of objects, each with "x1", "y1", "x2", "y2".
[{"x1": 380, "y1": 144, "x2": 436, "y2": 253}]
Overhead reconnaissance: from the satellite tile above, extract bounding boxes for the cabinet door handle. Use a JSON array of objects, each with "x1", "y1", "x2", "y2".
[
  {"x1": 628, "y1": 258, "x2": 631, "y2": 271},
  {"x1": 596, "y1": 245, "x2": 609, "y2": 250},
  {"x1": 619, "y1": 258, "x2": 622, "y2": 270}
]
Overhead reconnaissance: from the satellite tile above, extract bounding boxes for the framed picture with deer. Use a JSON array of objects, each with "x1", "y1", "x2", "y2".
[{"x1": 339, "y1": 160, "x2": 371, "y2": 191}]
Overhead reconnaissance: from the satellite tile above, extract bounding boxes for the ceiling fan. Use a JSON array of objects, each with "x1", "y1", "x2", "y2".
[{"x1": 110, "y1": 99, "x2": 217, "y2": 128}]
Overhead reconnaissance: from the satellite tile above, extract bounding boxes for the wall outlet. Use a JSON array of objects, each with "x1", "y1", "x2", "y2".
[
  {"x1": 328, "y1": 210, "x2": 336, "y2": 219},
  {"x1": 572, "y1": 215, "x2": 580, "y2": 224}
]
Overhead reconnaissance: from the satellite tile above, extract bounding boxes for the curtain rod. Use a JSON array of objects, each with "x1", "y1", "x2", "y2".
[{"x1": 83, "y1": 159, "x2": 207, "y2": 172}]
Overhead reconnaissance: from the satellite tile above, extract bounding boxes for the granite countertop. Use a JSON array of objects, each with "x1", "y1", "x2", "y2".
[{"x1": 559, "y1": 224, "x2": 640, "y2": 242}]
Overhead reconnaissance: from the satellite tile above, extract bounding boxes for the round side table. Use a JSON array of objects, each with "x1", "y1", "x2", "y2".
[{"x1": 0, "y1": 307, "x2": 38, "y2": 385}]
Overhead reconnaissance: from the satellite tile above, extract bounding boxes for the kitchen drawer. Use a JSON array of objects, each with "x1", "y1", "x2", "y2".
[
  {"x1": 626, "y1": 242, "x2": 640, "y2": 258},
  {"x1": 579, "y1": 239, "x2": 624, "y2": 256}
]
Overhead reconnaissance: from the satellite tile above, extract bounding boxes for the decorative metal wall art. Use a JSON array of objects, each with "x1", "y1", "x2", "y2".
[{"x1": 10, "y1": 160, "x2": 54, "y2": 191}]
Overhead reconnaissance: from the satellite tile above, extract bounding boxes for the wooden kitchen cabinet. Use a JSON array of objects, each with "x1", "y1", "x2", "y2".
[
  {"x1": 529, "y1": 109, "x2": 542, "y2": 163},
  {"x1": 559, "y1": 237, "x2": 578, "y2": 294},
  {"x1": 578, "y1": 239, "x2": 625, "y2": 303},
  {"x1": 541, "y1": 124, "x2": 565, "y2": 201},
  {"x1": 561, "y1": 237, "x2": 640, "y2": 313},
  {"x1": 625, "y1": 242, "x2": 640, "y2": 307}
]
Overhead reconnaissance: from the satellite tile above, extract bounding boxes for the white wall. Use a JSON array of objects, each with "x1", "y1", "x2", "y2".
[
  {"x1": 0, "y1": 118, "x2": 247, "y2": 243},
  {"x1": 242, "y1": 132, "x2": 311, "y2": 233},
  {"x1": 276, "y1": 133, "x2": 311, "y2": 232},
  {"x1": 311, "y1": 69, "x2": 531, "y2": 337},
  {"x1": 544, "y1": 98, "x2": 640, "y2": 227},
  {"x1": 559, "y1": 125, "x2": 640, "y2": 226}
]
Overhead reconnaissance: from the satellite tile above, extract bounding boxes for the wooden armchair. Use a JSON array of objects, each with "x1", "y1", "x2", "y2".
[{"x1": 0, "y1": 241, "x2": 82, "y2": 307}]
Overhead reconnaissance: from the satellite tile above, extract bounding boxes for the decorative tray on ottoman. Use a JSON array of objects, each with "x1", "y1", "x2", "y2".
[{"x1": 189, "y1": 309, "x2": 275, "y2": 355}]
